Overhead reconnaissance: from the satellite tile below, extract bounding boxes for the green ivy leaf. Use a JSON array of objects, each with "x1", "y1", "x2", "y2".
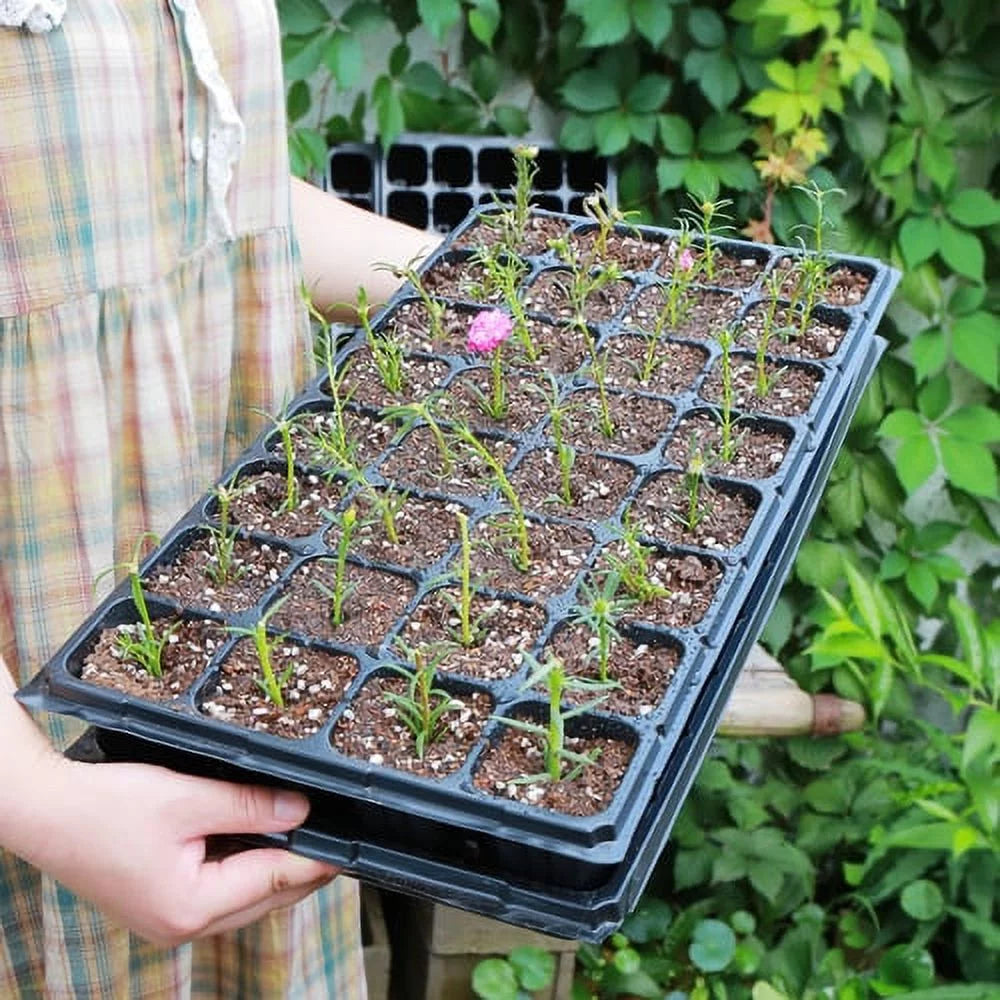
[
  {"x1": 561, "y1": 69, "x2": 620, "y2": 112},
  {"x1": 372, "y1": 76, "x2": 405, "y2": 146},
  {"x1": 917, "y1": 373, "x2": 950, "y2": 421},
  {"x1": 898, "y1": 215, "x2": 939, "y2": 269},
  {"x1": 940, "y1": 437, "x2": 997, "y2": 497},
  {"x1": 684, "y1": 48, "x2": 742, "y2": 111},
  {"x1": 910, "y1": 328, "x2": 947, "y2": 381},
  {"x1": 633, "y1": 0, "x2": 674, "y2": 47},
  {"x1": 951, "y1": 312, "x2": 1000, "y2": 388},
  {"x1": 713, "y1": 153, "x2": 759, "y2": 191},
  {"x1": 287, "y1": 126, "x2": 327, "y2": 177},
  {"x1": 684, "y1": 159, "x2": 720, "y2": 200},
  {"x1": 323, "y1": 30, "x2": 364, "y2": 90},
  {"x1": 417, "y1": 0, "x2": 462, "y2": 43},
  {"x1": 659, "y1": 113, "x2": 694, "y2": 154},
  {"x1": 895, "y1": 435, "x2": 937, "y2": 493},
  {"x1": 940, "y1": 405, "x2": 1000, "y2": 444},
  {"x1": 947, "y1": 187, "x2": 1000, "y2": 227},
  {"x1": 938, "y1": 219, "x2": 984, "y2": 282},
  {"x1": 279, "y1": 0, "x2": 331, "y2": 34},
  {"x1": 906, "y1": 561, "x2": 939, "y2": 610},
  {"x1": 467, "y1": 0, "x2": 501, "y2": 47},
  {"x1": 880, "y1": 131, "x2": 917, "y2": 176},
  {"x1": 918, "y1": 133, "x2": 955, "y2": 189},
  {"x1": 699, "y1": 112, "x2": 752, "y2": 153},
  {"x1": 282, "y1": 30, "x2": 327, "y2": 80},
  {"x1": 567, "y1": 0, "x2": 631, "y2": 46},
  {"x1": 843, "y1": 105, "x2": 888, "y2": 161},
  {"x1": 508, "y1": 947, "x2": 555, "y2": 990},
  {"x1": 286, "y1": 79, "x2": 311, "y2": 123},
  {"x1": 689, "y1": 919, "x2": 737, "y2": 972},
  {"x1": 493, "y1": 104, "x2": 530, "y2": 136},
  {"x1": 878, "y1": 408, "x2": 923, "y2": 438},
  {"x1": 559, "y1": 113, "x2": 596, "y2": 150},
  {"x1": 688, "y1": 7, "x2": 726, "y2": 47},
  {"x1": 627, "y1": 74, "x2": 672, "y2": 114},
  {"x1": 621, "y1": 897, "x2": 673, "y2": 943},
  {"x1": 594, "y1": 111, "x2": 633, "y2": 155},
  {"x1": 471, "y1": 958, "x2": 518, "y2": 1000}
]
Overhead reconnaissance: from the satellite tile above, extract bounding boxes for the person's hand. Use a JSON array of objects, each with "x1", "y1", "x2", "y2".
[{"x1": 13, "y1": 753, "x2": 337, "y2": 946}]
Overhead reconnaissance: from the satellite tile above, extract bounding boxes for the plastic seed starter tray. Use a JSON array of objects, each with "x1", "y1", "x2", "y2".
[{"x1": 20, "y1": 205, "x2": 898, "y2": 942}]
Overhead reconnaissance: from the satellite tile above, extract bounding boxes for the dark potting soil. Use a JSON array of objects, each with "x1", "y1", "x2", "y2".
[
  {"x1": 330, "y1": 672, "x2": 493, "y2": 778},
  {"x1": 666, "y1": 412, "x2": 790, "y2": 480},
  {"x1": 401, "y1": 587, "x2": 548, "y2": 681},
  {"x1": 699, "y1": 354, "x2": 821, "y2": 418},
  {"x1": 80, "y1": 617, "x2": 224, "y2": 701},
  {"x1": 201, "y1": 640, "x2": 358, "y2": 738}
]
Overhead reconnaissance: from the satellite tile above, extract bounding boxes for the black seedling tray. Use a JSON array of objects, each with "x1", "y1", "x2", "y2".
[
  {"x1": 21, "y1": 203, "x2": 898, "y2": 941},
  {"x1": 325, "y1": 134, "x2": 616, "y2": 232}
]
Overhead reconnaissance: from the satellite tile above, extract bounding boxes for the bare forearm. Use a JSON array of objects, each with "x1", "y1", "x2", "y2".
[
  {"x1": 291, "y1": 177, "x2": 442, "y2": 318},
  {"x1": 0, "y1": 657, "x2": 65, "y2": 863}
]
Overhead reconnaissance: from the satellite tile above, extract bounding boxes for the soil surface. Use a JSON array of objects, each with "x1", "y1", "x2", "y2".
[
  {"x1": 401, "y1": 588, "x2": 548, "y2": 681},
  {"x1": 509, "y1": 448, "x2": 636, "y2": 522},
  {"x1": 601, "y1": 335, "x2": 708, "y2": 396},
  {"x1": 621, "y1": 286, "x2": 742, "y2": 342},
  {"x1": 331, "y1": 672, "x2": 493, "y2": 778},
  {"x1": 666, "y1": 412, "x2": 790, "y2": 479},
  {"x1": 560, "y1": 389, "x2": 673, "y2": 456},
  {"x1": 146, "y1": 536, "x2": 291, "y2": 614},
  {"x1": 630, "y1": 471, "x2": 759, "y2": 550},
  {"x1": 699, "y1": 354, "x2": 821, "y2": 418},
  {"x1": 269, "y1": 559, "x2": 415, "y2": 649},
  {"x1": 80, "y1": 617, "x2": 224, "y2": 701},
  {"x1": 542, "y1": 622, "x2": 680, "y2": 717},
  {"x1": 201, "y1": 640, "x2": 358, "y2": 738},
  {"x1": 523, "y1": 269, "x2": 634, "y2": 326},
  {"x1": 473, "y1": 718, "x2": 634, "y2": 815}
]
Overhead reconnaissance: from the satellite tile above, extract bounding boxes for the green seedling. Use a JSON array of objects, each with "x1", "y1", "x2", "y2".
[
  {"x1": 570, "y1": 571, "x2": 636, "y2": 683},
  {"x1": 454, "y1": 510, "x2": 476, "y2": 647},
  {"x1": 376, "y1": 252, "x2": 447, "y2": 342},
  {"x1": 384, "y1": 641, "x2": 460, "y2": 760},
  {"x1": 254, "y1": 403, "x2": 300, "y2": 514},
  {"x1": 96, "y1": 532, "x2": 175, "y2": 678},
  {"x1": 314, "y1": 506, "x2": 358, "y2": 628},
  {"x1": 788, "y1": 182, "x2": 843, "y2": 337},
  {"x1": 754, "y1": 272, "x2": 786, "y2": 397},
  {"x1": 205, "y1": 476, "x2": 247, "y2": 586},
  {"x1": 716, "y1": 327, "x2": 740, "y2": 463},
  {"x1": 679, "y1": 446, "x2": 711, "y2": 533},
  {"x1": 227, "y1": 601, "x2": 296, "y2": 709},
  {"x1": 359, "y1": 482, "x2": 408, "y2": 546},
  {"x1": 356, "y1": 286, "x2": 405, "y2": 395},
  {"x1": 582, "y1": 185, "x2": 634, "y2": 261},
  {"x1": 381, "y1": 393, "x2": 454, "y2": 476},
  {"x1": 494, "y1": 654, "x2": 611, "y2": 784},
  {"x1": 681, "y1": 194, "x2": 734, "y2": 284},
  {"x1": 604, "y1": 517, "x2": 671, "y2": 605},
  {"x1": 451, "y1": 422, "x2": 531, "y2": 572}
]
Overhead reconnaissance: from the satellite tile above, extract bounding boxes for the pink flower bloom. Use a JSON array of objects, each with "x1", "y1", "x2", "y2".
[
  {"x1": 677, "y1": 248, "x2": 695, "y2": 271},
  {"x1": 467, "y1": 310, "x2": 513, "y2": 354}
]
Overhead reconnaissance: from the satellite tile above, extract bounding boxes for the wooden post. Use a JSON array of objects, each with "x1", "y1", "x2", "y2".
[{"x1": 719, "y1": 643, "x2": 866, "y2": 737}]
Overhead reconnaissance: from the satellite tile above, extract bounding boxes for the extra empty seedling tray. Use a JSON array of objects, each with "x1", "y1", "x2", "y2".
[{"x1": 20, "y1": 204, "x2": 899, "y2": 942}]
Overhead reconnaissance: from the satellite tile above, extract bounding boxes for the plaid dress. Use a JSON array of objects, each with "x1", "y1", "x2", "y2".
[{"x1": 0, "y1": 2, "x2": 367, "y2": 996}]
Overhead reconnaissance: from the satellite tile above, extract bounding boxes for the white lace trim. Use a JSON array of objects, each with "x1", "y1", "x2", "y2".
[
  {"x1": 174, "y1": 0, "x2": 245, "y2": 242},
  {"x1": 0, "y1": 0, "x2": 66, "y2": 32}
]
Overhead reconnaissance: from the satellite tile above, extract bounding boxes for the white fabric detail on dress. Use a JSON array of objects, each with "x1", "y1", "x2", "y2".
[
  {"x1": 174, "y1": 1, "x2": 246, "y2": 242},
  {"x1": 0, "y1": 0, "x2": 66, "y2": 32}
]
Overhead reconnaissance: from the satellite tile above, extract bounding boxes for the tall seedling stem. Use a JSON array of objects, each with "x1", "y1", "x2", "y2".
[{"x1": 452, "y1": 423, "x2": 531, "y2": 572}]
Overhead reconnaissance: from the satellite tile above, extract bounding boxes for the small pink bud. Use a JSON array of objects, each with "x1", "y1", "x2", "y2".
[
  {"x1": 678, "y1": 248, "x2": 695, "y2": 271},
  {"x1": 467, "y1": 310, "x2": 513, "y2": 354}
]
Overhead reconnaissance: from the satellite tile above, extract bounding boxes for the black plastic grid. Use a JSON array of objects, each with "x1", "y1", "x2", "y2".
[
  {"x1": 324, "y1": 134, "x2": 616, "y2": 233},
  {"x1": 20, "y1": 205, "x2": 898, "y2": 941}
]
